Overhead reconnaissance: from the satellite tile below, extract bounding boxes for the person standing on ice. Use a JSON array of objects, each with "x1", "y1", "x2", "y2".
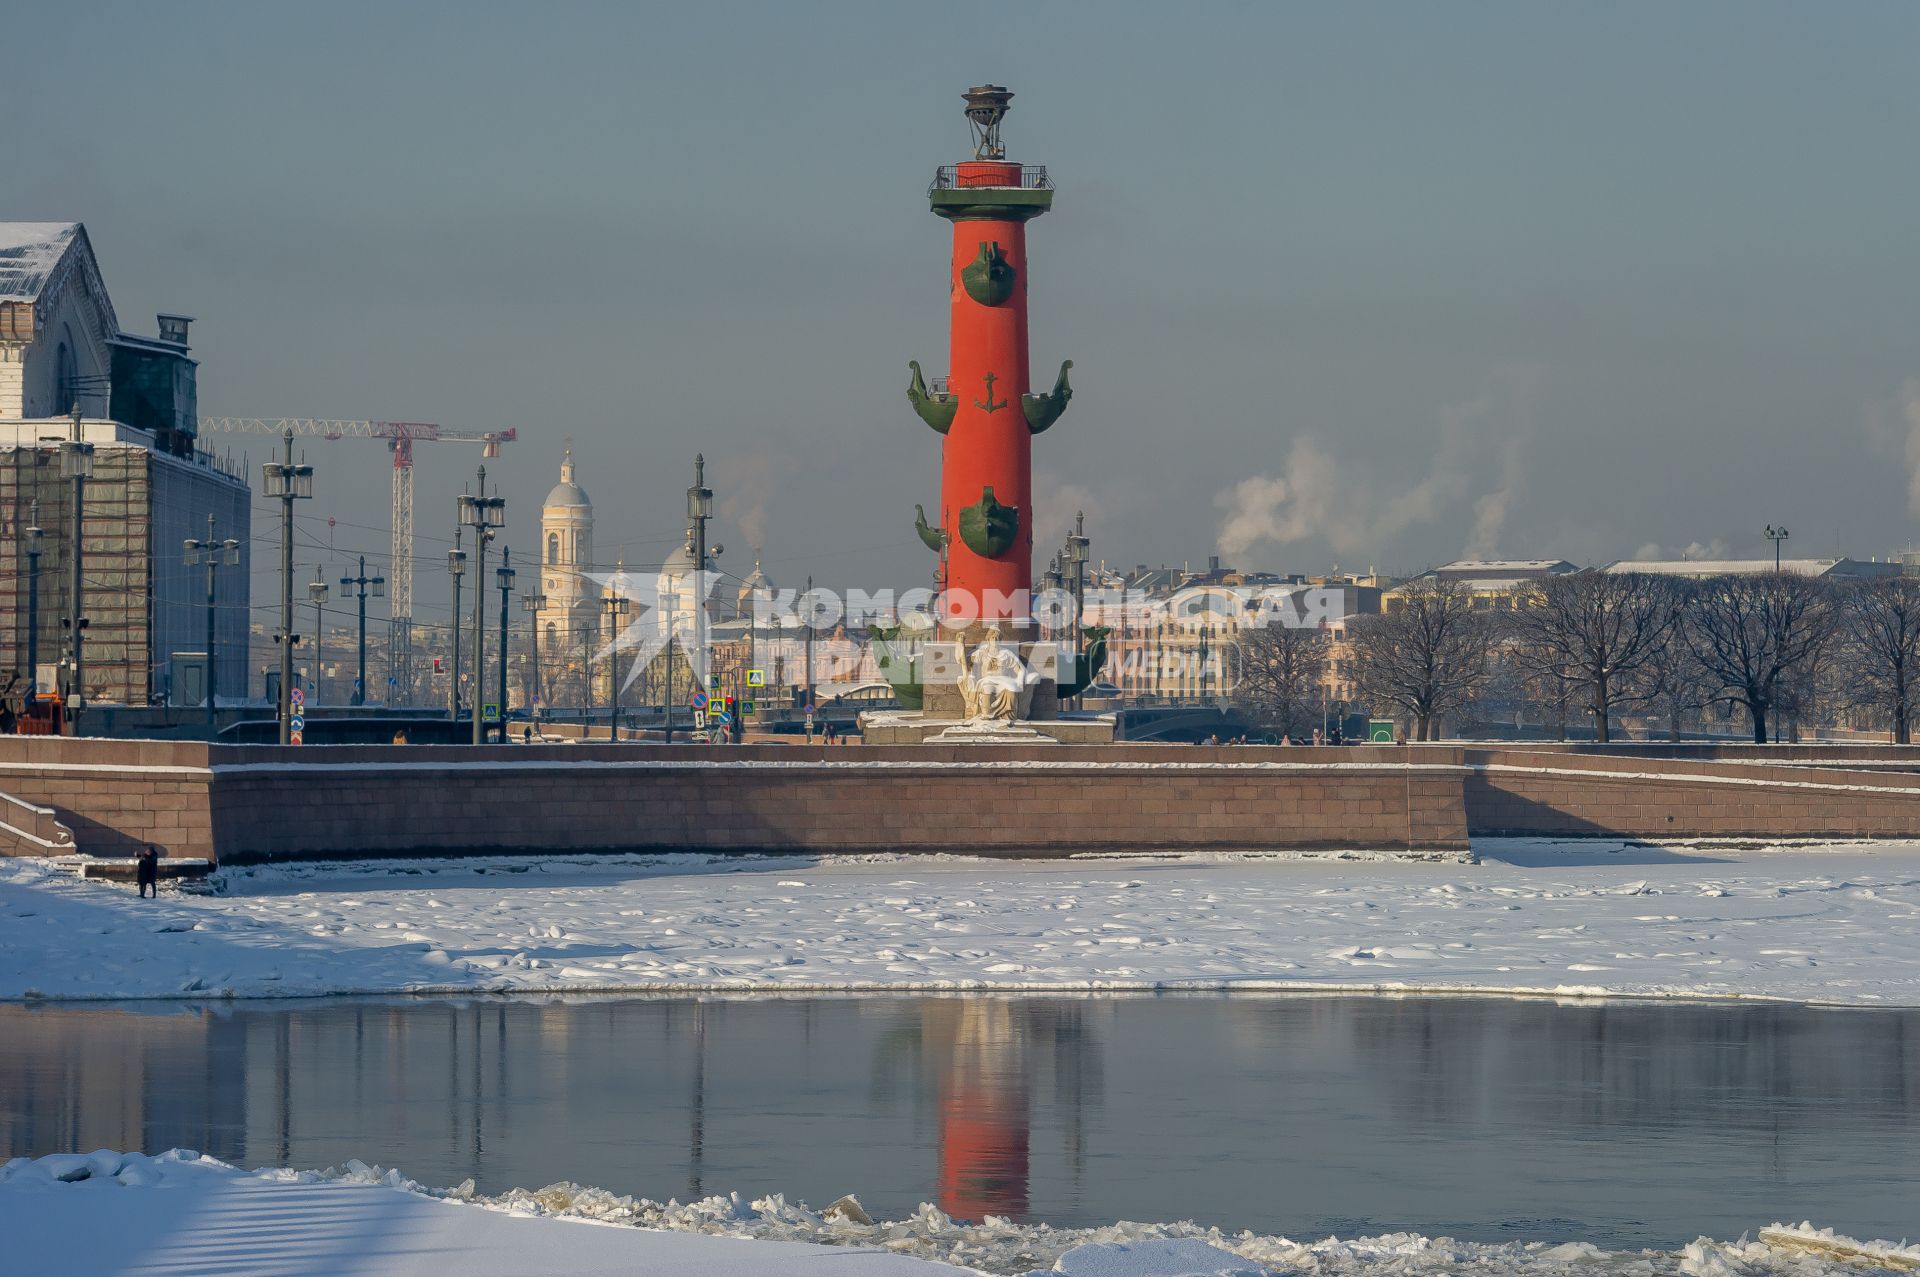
[{"x1": 135, "y1": 845, "x2": 159, "y2": 899}]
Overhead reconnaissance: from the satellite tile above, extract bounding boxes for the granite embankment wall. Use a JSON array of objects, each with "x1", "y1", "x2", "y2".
[
  {"x1": 1459, "y1": 746, "x2": 1920, "y2": 840},
  {"x1": 0, "y1": 739, "x2": 1469, "y2": 862},
  {"x1": 5, "y1": 739, "x2": 1920, "y2": 865}
]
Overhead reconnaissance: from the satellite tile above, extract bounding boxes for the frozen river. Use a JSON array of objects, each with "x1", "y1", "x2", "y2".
[{"x1": 2, "y1": 993, "x2": 1915, "y2": 1252}]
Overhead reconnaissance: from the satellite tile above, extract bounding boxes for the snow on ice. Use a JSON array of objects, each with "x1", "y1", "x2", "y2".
[
  {"x1": 2, "y1": 839, "x2": 1919, "y2": 1004},
  {"x1": 3, "y1": 1150, "x2": 1915, "y2": 1277}
]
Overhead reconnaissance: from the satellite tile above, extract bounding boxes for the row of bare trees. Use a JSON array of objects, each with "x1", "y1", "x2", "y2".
[{"x1": 1237, "y1": 571, "x2": 1920, "y2": 744}]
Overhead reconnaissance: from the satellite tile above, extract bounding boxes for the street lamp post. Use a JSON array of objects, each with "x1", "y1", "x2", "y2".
[
  {"x1": 262, "y1": 425, "x2": 314, "y2": 744},
  {"x1": 184, "y1": 514, "x2": 240, "y2": 731},
  {"x1": 1198, "y1": 623, "x2": 1213, "y2": 704},
  {"x1": 457, "y1": 468, "x2": 506, "y2": 744},
  {"x1": 340, "y1": 556, "x2": 386, "y2": 707},
  {"x1": 59, "y1": 405, "x2": 94, "y2": 734},
  {"x1": 308, "y1": 569, "x2": 328, "y2": 706},
  {"x1": 1065, "y1": 512, "x2": 1089, "y2": 707},
  {"x1": 1042, "y1": 556, "x2": 1065, "y2": 642},
  {"x1": 447, "y1": 532, "x2": 466, "y2": 722},
  {"x1": 24, "y1": 502, "x2": 42, "y2": 711},
  {"x1": 803, "y1": 574, "x2": 815, "y2": 737},
  {"x1": 687, "y1": 455, "x2": 713, "y2": 700},
  {"x1": 522, "y1": 588, "x2": 547, "y2": 722},
  {"x1": 1765, "y1": 524, "x2": 1790, "y2": 573},
  {"x1": 496, "y1": 549, "x2": 514, "y2": 742},
  {"x1": 660, "y1": 594, "x2": 676, "y2": 743},
  {"x1": 602, "y1": 594, "x2": 630, "y2": 740}
]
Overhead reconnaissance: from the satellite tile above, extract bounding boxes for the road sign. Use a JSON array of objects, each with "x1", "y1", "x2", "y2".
[
  {"x1": 289, "y1": 730, "x2": 304, "y2": 746},
  {"x1": 691, "y1": 690, "x2": 709, "y2": 711},
  {"x1": 746, "y1": 668, "x2": 765, "y2": 687},
  {"x1": 711, "y1": 707, "x2": 732, "y2": 725},
  {"x1": 484, "y1": 703, "x2": 500, "y2": 720},
  {"x1": 692, "y1": 709, "x2": 707, "y2": 728},
  {"x1": 742, "y1": 700, "x2": 755, "y2": 717},
  {"x1": 290, "y1": 714, "x2": 305, "y2": 732},
  {"x1": 289, "y1": 687, "x2": 304, "y2": 706}
]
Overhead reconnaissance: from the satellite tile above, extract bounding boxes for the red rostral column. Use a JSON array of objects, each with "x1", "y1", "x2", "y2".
[{"x1": 909, "y1": 85, "x2": 1073, "y2": 629}]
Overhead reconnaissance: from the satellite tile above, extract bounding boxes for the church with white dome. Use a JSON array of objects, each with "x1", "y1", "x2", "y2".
[{"x1": 536, "y1": 446, "x2": 596, "y2": 707}]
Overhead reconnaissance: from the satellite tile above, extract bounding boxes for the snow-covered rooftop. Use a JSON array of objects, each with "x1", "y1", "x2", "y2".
[
  {"x1": 1604, "y1": 558, "x2": 1839, "y2": 577},
  {"x1": 0, "y1": 222, "x2": 80, "y2": 302},
  {"x1": 1431, "y1": 559, "x2": 1577, "y2": 575}
]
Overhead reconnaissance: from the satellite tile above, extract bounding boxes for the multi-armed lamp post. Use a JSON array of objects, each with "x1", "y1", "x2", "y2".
[
  {"x1": 457, "y1": 468, "x2": 506, "y2": 744},
  {"x1": 59, "y1": 404, "x2": 95, "y2": 734},
  {"x1": 183, "y1": 514, "x2": 240, "y2": 731},
  {"x1": 447, "y1": 532, "x2": 466, "y2": 723},
  {"x1": 602, "y1": 592, "x2": 630, "y2": 740},
  {"x1": 24, "y1": 502, "x2": 42, "y2": 707},
  {"x1": 340, "y1": 556, "x2": 386, "y2": 706},
  {"x1": 262, "y1": 426, "x2": 315, "y2": 744},
  {"x1": 521, "y1": 586, "x2": 547, "y2": 722},
  {"x1": 687, "y1": 456, "x2": 713, "y2": 697}
]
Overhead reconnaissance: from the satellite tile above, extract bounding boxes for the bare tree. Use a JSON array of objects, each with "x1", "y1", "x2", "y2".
[
  {"x1": 1510, "y1": 572, "x2": 1678, "y2": 743},
  {"x1": 1346, "y1": 577, "x2": 1493, "y2": 740},
  {"x1": 1641, "y1": 629, "x2": 1714, "y2": 741},
  {"x1": 1842, "y1": 574, "x2": 1920, "y2": 743},
  {"x1": 1682, "y1": 573, "x2": 1837, "y2": 745},
  {"x1": 1501, "y1": 634, "x2": 1578, "y2": 740},
  {"x1": 1230, "y1": 621, "x2": 1330, "y2": 739}
]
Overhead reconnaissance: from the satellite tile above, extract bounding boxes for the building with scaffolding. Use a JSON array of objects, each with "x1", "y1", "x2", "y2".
[{"x1": 0, "y1": 222, "x2": 250, "y2": 713}]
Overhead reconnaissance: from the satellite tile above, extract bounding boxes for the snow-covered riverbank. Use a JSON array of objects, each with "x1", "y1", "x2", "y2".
[
  {"x1": 4, "y1": 1150, "x2": 1914, "y2": 1277},
  {"x1": 3, "y1": 839, "x2": 1919, "y2": 1005}
]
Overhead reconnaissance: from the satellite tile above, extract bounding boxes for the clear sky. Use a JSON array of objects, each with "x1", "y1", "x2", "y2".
[{"x1": 13, "y1": 1, "x2": 1920, "y2": 610}]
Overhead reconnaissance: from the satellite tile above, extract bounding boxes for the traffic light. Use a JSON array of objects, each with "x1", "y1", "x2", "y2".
[{"x1": 432, "y1": 657, "x2": 444, "y2": 674}]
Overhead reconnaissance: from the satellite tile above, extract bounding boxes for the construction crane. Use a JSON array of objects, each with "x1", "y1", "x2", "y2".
[{"x1": 198, "y1": 418, "x2": 517, "y2": 703}]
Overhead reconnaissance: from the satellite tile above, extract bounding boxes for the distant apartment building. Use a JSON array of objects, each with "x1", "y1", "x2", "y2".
[
  {"x1": 0, "y1": 222, "x2": 250, "y2": 709},
  {"x1": 1081, "y1": 557, "x2": 1382, "y2": 705},
  {"x1": 1388, "y1": 559, "x2": 1579, "y2": 611}
]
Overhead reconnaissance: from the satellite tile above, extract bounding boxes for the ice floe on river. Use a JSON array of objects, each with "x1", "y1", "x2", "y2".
[
  {"x1": 3, "y1": 840, "x2": 1920, "y2": 1005},
  {"x1": 2, "y1": 1150, "x2": 1915, "y2": 1276}
]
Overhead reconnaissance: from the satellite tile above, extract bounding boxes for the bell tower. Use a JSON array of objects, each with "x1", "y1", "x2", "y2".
[{"x1": 539, "y1": 443, "x2": 595, "y2": 707}]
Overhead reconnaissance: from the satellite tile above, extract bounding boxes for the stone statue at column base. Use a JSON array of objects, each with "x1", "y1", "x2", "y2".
[{"x1": 957, "y1": 624, "x2": 1037, "y2": 723}]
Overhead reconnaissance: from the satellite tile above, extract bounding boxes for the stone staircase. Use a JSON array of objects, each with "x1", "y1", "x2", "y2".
[{"x1": 0, "y1": 790, "x2": 76, "y2": 856}]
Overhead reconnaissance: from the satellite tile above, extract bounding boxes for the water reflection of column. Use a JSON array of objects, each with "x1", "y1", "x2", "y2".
[
  {"x1": 932, "y1": 1000, "x2": 1031, "y2": 1221},
  {"x1": 275, "y1": 1013, "x2": 292, "y2": 1165},
  {"x1": 688, "y1": 1000, "x2": 707, "y2": 1200}
]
